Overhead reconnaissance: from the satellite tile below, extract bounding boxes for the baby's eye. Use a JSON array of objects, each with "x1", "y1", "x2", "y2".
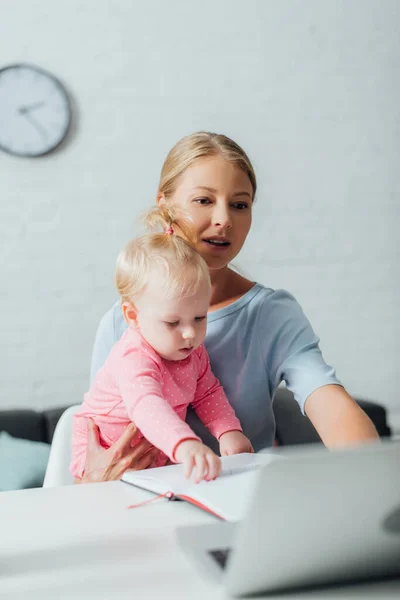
[
  {"x1": 165, "y1": 321, "x2": 179, "y2": 327},
  {"x1": 194, "y1": 316, "x2": 206, "y2": 322}
]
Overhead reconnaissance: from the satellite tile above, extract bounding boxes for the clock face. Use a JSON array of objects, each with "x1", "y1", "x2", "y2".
[{"x1": 0, "y1": 64, "x2": 71, "y2": 157}]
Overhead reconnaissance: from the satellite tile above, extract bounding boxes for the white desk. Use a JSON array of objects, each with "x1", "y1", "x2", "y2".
[{"x1": 0, "y1": 481, "x2": 399, "y2": 600}]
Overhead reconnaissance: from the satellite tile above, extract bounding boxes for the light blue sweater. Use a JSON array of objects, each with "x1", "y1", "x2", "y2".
[{"x1": 90, "y1": 284, "x2": 341, "y2": 452}]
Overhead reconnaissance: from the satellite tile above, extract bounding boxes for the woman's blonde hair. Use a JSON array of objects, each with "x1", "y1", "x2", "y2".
[
  {"x1": 115, "y1": 205, "x2": 210, "y2": 304},
  {"x1": 158, "y1": 131, "x2": 257, "y2": 200}
]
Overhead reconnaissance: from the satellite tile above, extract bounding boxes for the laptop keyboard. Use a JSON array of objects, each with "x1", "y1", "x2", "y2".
[{"x1": 209, "y1": 548, "x2": 231, "y2": 570}]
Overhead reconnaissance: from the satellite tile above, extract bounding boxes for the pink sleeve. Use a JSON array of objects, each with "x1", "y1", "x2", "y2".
[
  {"x1": 191, "y1": 345, "x2": 242, "y2": 440},
  {"x1": 116, "y1": 350, "x2": 199, "y2": 461}
]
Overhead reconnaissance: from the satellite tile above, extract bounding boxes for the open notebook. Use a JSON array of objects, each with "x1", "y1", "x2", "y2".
[{"x1": 121, "y1": 452, "x2": 276, "y2": 521}]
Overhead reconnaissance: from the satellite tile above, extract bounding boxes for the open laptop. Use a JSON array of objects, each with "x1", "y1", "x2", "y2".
[{"x1": 176, "y1": 440, "x2": 400, "y2": 596}]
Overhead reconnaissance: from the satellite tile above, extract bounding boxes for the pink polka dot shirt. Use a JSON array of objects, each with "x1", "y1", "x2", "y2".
[{"x1": 70, "y1": 327, "x2": 242, "y2": 478}]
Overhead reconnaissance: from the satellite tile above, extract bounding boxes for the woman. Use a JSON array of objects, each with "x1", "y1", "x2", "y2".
[{"x1": 78, "y1": 132, "x2": 378, "y2": 483}]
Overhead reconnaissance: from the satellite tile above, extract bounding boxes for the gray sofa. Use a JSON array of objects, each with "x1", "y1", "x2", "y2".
[
  {"x1": 0, "y1": 388, "x2": 391, "y2": 449},
  {"x1": 0, "y1": 389, "x2": 392, "y2": 491}
]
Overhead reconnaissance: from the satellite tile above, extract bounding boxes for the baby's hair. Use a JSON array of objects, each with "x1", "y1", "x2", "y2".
[{"x1": 115, "y1": 205, "x2": 210, "y2": 304}]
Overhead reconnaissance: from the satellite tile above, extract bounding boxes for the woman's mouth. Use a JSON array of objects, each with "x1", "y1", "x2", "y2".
[{"x1": 202, "y1": 238, "x2": 231, "y2": 251}]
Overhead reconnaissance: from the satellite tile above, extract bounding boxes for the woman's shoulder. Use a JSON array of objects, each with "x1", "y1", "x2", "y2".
[
  {"x1": 256, "y1": 285, "x2": 303, "y2": 310},
  {"x1": 253, "y1": 285, "x2": 310, "y2": 327},
  {"x1": 207, "y1": 283, "x2": 304, "y2": 323}
]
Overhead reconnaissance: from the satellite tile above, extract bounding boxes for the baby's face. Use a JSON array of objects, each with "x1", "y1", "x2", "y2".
[{"x1": 134, "y1": 277, "x2": 210, "y2": 361}]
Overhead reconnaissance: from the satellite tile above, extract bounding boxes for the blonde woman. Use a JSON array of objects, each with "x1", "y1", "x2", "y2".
[
  {"x1": 78, "y1": 132, "x2": 378, "y2": 484},
  {"x1": 71, "y1": 206, "x2": 252, "y2": 484}
]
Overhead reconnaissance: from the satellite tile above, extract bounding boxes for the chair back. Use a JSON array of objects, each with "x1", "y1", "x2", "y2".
[{"x1": 43, "y1": 404, "x2": 80, "y2": 487}]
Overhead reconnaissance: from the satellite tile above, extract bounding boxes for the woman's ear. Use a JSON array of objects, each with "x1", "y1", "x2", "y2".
[
  {"x1": 122, "y1": 302, "x2": 138, "y2": 327},
  {"x1": 156, "y1": 193, "x2": 165, "y2": 206}
]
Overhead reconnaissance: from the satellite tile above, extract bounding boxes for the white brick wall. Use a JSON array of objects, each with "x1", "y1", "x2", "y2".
[{"x1": 0, "y1": 0, "x2": 399, "y2": 432}]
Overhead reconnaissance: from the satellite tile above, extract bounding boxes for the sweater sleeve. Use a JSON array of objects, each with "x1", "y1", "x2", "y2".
[
  {"x1": 115, "y1": 350, "x2": 200, "y2": 461},
  {"x1": 259, "y1": 290, "x2": 342, "y2": 415},
  {"x1": 90, "y1": 302, "x2": 128, "y2": 384},
  {"x1": 191, "y1": 345, "x2": 242, "y2": 440}
]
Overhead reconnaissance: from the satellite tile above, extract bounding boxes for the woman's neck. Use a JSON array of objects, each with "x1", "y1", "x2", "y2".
[{"x1": 209, "y1": 267, "x2": 255, "y2": 312}]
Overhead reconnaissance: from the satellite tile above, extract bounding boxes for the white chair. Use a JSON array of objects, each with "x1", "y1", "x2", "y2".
[{"x1": 43, "y1": 404, "x2": 80, "y2": 487}]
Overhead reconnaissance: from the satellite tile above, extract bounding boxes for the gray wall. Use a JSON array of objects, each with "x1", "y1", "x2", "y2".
[{"x1": 0, "y1": 0, "x2": 399, "y2": 432}]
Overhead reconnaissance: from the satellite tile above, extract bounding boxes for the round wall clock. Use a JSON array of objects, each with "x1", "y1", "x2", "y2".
[{"x1": 0, "y1": 63, "x2": 72, "y2": 157}]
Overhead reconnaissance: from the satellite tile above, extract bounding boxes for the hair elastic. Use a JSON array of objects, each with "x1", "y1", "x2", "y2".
[{"x1": 165, "y1": 226, "x2": 174, "y2": 235}]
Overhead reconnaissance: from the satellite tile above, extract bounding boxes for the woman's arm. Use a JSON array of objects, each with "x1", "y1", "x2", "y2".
[
  {"x1": 263, "y1": 290, "x2": 380, "y2": 447},
  {"x1": 305, "y1": 384, "x2": 379, "y2": 447}
]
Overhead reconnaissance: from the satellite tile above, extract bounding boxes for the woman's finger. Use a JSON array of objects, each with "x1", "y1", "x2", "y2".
[
  {"x1": 109, "y1": 424, "x2": 141, "y2": 464},
  {"x1": 128, "y1": 437, "x2": 153, "y2": 458},
  {"x1": 136, "y1": 448, "x2": 159, "y2": 470},
  {"x1": 112, "y1": 422, "x2": 138, "y2": 454},
  {"x1": 126, "y1": 445, "x2": 159, "y2": 471},
  {"x1": 86, "y1": 418, "x2": 101, "y2": 448},
  {"x1": 127, "y1": 451, "x2": 158, "y2": 473},
  {"x1": 108, "y1": 439, "x2": 156, "y2": 479}
]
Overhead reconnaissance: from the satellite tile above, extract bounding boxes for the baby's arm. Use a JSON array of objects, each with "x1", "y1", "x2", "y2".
[
  {"x1": 117, "y1": 350, "x2": 220, "y2": 478},
  {"x1": 191, "y1": 346, "x2": 253, "y2": 455}
]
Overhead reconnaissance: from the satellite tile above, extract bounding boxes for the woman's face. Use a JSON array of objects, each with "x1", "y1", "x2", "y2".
[{"x1": 164, "y1": 156, "x2": 253, "y2": 271}]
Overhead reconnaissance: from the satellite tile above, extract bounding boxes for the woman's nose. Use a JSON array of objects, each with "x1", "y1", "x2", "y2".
[{"x1": 211, "y1": 202, "x2": 232, "y2": 229}]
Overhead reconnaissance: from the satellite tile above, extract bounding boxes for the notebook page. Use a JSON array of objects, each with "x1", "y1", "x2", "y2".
[
  {"x1": 178, "y1": 468, "x2": 261, "y2": 521},
  {"x1": 122, "y1": 452, "x2": 275, "y2": 510}
]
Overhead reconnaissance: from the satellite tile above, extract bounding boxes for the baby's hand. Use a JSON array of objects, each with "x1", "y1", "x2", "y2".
[
  {"x1": 219, "y1": 430, "x2": 254, "y2": 456},
  {"x1": 174, "y1": 440, "x2": 221, "y2": 483}
]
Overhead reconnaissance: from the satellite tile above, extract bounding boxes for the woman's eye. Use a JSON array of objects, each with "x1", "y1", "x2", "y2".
[
  {"x1": 194, "y1": 197, "x2": 211, "y2": 205},
  {"x1": 232, "y1": 202, "x2": 249, "y2": 210}
]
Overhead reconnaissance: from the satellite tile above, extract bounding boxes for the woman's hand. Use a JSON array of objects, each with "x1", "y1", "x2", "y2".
[
  {"x1": 76, "y1": 419, "x2": 159, "y2": 484},
  {"x1": 219, "y1": 430, "x2": 254, "y2": 456},
  {"x1": 174, "y1": 440, "x2": 221, "y2": 483}
]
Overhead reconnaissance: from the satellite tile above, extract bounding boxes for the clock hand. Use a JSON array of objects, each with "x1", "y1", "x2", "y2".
[
  {"x1": 18, "y1": 101, "x2": 45, "y2": 115},
  {"x1": 20, "y1": 111, "x2": 48, "y2": 141}
]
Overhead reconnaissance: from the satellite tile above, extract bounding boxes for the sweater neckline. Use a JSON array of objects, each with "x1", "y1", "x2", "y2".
[{"x1": 207, "y1": 283, "x2": 264, "y2": 322}]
